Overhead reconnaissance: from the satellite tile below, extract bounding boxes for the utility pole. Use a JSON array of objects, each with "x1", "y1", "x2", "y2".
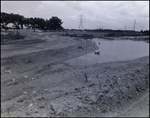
[
  {"x1": 78, "y1": 14, "x2": 85, "y2": 30},
  {"x1": 124, "y1": 24, "x2": 126, "y2": 30},
  {"x1": 133, "y1": 20, "x2": 136, "y2": 31},
  {"x1": 142, "y1": 26, "x2": 144, "y2": 31}
]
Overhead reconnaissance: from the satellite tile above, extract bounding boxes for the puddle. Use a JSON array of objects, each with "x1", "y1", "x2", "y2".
[{"x1": 64, "y1": 38, "x2": 149, "y2": 66}]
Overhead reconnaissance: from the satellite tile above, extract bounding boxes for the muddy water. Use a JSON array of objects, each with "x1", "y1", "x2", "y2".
[{"x1": 64, "y1": 38, "x2": 149, "y2": 66}]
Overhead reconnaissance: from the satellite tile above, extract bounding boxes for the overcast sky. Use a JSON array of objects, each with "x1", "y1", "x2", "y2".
[{"x1": 1, "y1": 1, "x2": 149, "y2": 31}]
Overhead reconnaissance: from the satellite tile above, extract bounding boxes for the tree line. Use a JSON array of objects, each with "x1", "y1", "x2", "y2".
[{"x1": 1, "y1": 12, "x2": 64, "y2": 31}]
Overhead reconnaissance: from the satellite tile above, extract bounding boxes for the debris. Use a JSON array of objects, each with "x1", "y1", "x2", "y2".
[
  {"x1": 33, "y1": 91, "x2": 36, "y2": 94},
  {"x1": 85, "y1": 72, "x2": 88, "y2": 82},
  {"x1": 7, "y1": 83, "x2": 12, "y2": 86},
  {"x1": 31, "y1": 78, "x2": 34, "y2": 80},
  {"x1": 94, "y1": 51, "x2": 100, "y2": 55},
  {"x1": 28, "y1": 103, "x2": 33, "y2": 107},
  {"x1": 23, "y1": 91, "x2": 27, "y2": 94}
]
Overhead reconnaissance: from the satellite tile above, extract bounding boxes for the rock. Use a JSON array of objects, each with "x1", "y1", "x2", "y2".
[
  {"x1": 77, "y1": 96, "x2": 82, "y2": 99},
  {"x1": 98, "y1": 93, "x2": 104, "y2": 98},
  {"x1": 4, "y1": 70, "x2": 11, "y2": 73},
  {"x1": 33, "y1": 91, "x2": 36, "y2": 94},
  {"x1": 128, "y1": 95, "x2": 133, "y2": 99},
  {"x1": 65, "y1": 92, "x2": 69, "y2": 95},
  {"x1": 75, "y1": 88, "x2": 79, "y2": 91},
  {"x1": 136, "y1": 87, "x2": 142, "y2": 92},
  {"x1": 103, "y1": 90, "x2": 109, "y2": 93},
  {"x1": 24, "y1": 76, "x2": 28, "y2": 78},
  {"x1": 39, "y1": 105, "x2": 45, "y2": 109},
  {"x1": 28, "y1": 103, "x2": 33, "y2": 107},
  {"x1": 17, "y1": 97, "x2": 26, "y2": 102},
  {"x1": 102, "y1": 109, "x2": 107, "y2": 113},
  {"x1": 96, "y1": 75, "x2": 99, "y2": 78},
  {"x1": 43, "y1": 89, "x2": 48, "y2": 91},
  {"x1": 35, "y1": 111, "x2": 39, "y2": 113},
  {"x1": 78, "y1": 46, "x2": 84, "y2": 50},
  {"x1": 94, "y1": 51, "x2": 100, "y2": 55},
  {"x1": 23, "y1": 91, "x2": 27, "y2": 94},
  {"x1": 13, "y1": 79, "x2": 16, "y2": 82},
  {"x1": 36, "y1": 96, "x2": 45, "y2": 101},
  {"x1": 136, "y1": 69, "x2": 140, "y2": 72},
  {"x1": 78, "y1": 103, "x2": 82, "y2": 108},
  {"x1": 50, "y1": 104, "x2": 56, "y2": 114},
  {"x1": 89, "y1": 83, "x2": 96, "y2": 87}
]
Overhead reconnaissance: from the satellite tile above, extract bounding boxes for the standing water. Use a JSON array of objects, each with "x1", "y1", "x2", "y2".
[{"x1": 64, "y1": 38, "x2": 149, "y2": 66}]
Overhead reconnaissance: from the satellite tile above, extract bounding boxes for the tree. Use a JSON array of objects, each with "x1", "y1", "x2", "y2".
[
  {"x1": 9, "y1": 13, "x2": 25, "y2": 30},
  {"x1": 35, "y1": 18, "x2": 46, "y2": 30},
  {"x1": 1, "y1": 12, "x2": 11, "y2": 30},
  {"x1": 48, "y1": 16, "x2": 63, "y2": 31},
  {"x1": 1, "y1": 12, "x2": 64, "y2": 31}
]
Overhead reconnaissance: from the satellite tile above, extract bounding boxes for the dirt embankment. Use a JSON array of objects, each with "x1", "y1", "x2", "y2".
[
  {"x1": 1, "y1": 31, "x2": 149, "y2": 117},
  {"x1": 1, "y1": 55, "x2": 149, "y2": 117}
]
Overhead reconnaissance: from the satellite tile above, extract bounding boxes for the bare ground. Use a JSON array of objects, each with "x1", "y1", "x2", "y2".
[{"x1": 1, "y1": 30, "x2": 149, "y2": 117}]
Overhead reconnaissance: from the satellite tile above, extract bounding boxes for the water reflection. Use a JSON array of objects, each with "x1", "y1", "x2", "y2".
[{"x1": 64, "y1": 38, "x2": 149, "y2": 66}]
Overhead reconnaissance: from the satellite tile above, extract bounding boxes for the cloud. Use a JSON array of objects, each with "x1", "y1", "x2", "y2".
[
  {"x1": 1, "y1": 1, "x2": 42, "y2": 17},
  {"x1": 1, "y1": 1, "x2": 149, "y2": 30}
]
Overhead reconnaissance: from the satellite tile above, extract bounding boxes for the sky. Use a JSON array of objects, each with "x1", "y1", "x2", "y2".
[{"x1": 1, "y1": 1, "x2": 149, "y2": 31}]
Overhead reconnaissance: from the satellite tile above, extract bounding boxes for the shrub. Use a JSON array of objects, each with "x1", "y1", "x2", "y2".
[{"x1": 8, "y1": 30, "x2": 25, "y2": 40}]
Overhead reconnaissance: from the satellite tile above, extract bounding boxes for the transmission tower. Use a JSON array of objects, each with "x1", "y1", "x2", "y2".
[
  {"x1": 133, "y1": 20, "x2": 136, "y2": 31},
  {"x1": 78, "y1": 14, "x2": 85, "y2": 30}
]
